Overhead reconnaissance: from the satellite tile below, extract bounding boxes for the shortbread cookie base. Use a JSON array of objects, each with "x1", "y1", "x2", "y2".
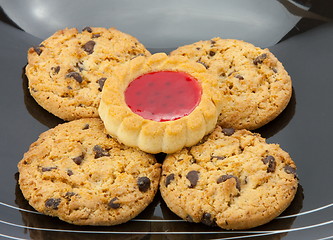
[{"x1": 99, "y1": 53, "x2": 224, "y2": 154}]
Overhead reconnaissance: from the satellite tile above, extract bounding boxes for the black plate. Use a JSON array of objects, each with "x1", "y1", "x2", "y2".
[{"x1": 1, "y1": 1, "x2": 333, "y2": 239}]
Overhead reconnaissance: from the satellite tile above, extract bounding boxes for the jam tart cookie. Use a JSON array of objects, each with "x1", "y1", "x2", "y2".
[
  {"x1": 160, "y1": 126, "x2": 298, "y2": 230},
  {"x1": 98, "y1": 53, "x2": 224, "y2": 154},
  {"x1": 18, "y1": 118, "x2": 161, "y2": 226},
  {"x1": 26, "y1": 27, "x2": 150, "y2": 121},
  {"x1": 171, "y1": 38, "x2": 292, "y2": 130}
]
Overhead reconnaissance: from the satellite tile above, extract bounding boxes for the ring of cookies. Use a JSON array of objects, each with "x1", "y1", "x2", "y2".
[{"x1": 19, "y1": 27, "x2": 298, "y2": 230}]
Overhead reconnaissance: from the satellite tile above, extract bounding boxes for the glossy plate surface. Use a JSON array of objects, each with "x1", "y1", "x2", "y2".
[{"x1": 1, "y1": 1, "x2": 333, "y2": 239}]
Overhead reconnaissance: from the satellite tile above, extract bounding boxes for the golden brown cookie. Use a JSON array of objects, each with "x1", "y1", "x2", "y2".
[
  {"x1": 26, "y1": 27, "x2": 150, "y2": 121},
  {"x1": 160, "y1": 126, "x2": 298, "y2": 230},
  {"x1": 171, "y1": 38, "x2": 292, "y2": 130},
  {"x1": 18, "y1": 118, "x2": 161, "y2": 226},
  {"x1": 98, "y1": 53, "x2": 224, "y2": 154}
]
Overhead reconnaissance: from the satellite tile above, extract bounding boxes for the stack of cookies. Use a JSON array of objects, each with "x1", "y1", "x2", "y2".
[{"x1": 18, "y1": 27, "x2": 298, "y2": 230}]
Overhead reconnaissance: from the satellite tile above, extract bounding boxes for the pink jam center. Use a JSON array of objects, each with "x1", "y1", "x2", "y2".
[{"x1": 125, "y1": 71, "x2": 202, "y2": 122}]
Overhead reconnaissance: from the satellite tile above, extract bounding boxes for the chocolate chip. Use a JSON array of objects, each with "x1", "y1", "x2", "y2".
[
  {"x1": 217, "y1": 175, "x2": 231, "y2": 183},
  {"x1": 93, "y1": 145, "x2": 110, "y2": 158},
  {"x1": 253, "y1": 53, "x2": 267, "y2": 65},
  {"x1": 210, "y1": 40, "x2": 216, "y2": 45},
  {"x1": 190, "y1": 157, "x2": 196, "y2": 164},
  {"x1": 131, "y1": 53, "x2": 145, "y2": 59},
  {"x1": 272, "y1": 67, "x2": 278, "y2": 73},
  {"x1": 51, "y1": 66, "x2": 60, "y2": 74},
  {"x1": 82, "y1": 26, "x2": 93, "y2": 33},
  {"x1": 45, "y1": 198, "x2": 61, "y2": 210},
  {"x1": 106, "y1": 134, "x2": 112, "y2": 139},
  {"x1": 41, "y1": 167, "x2": 57, "y2": 172},
  {"x1": 244, "y1": 176, "x2": 248, "y2": 184},
  {"x1": 201, "y1": 212, "x2": 217, "y2": 227},
  {"x1": 209, "y1": 51, "x2": 216, "y2": 57},
  {"x1": 186, "y1": 215, "x2": 194, "y2": 222},
  {"x1": 82, "y1": 40, "x2": 96, "y2": 54},
  {"x1": 97, "y1": 78, "x2": 107, "y2": 91},
  {"x1": 211, "y1": 156, "x2": 226, "y2": 161},
  {"x1": 72, "y1": 154, "x2": 84, "y2": 165},
  {"x1": 165, "y1": 173, "x2": 175, "y2": 187},
  {"x1": 235, "y1": 74, "x2": 244, "y2": 80},
  {"x1": 64, "y1": 192, "x2": 77, "y2": 199},
  {"x1": 108, "y1": 197, "x2": 120, "y2": 209},
  {"x1": 33, "y1": 46, "x2": 43, "y2": 55},
  {"x1": 227, "y1": 71, "x2": 235, "y2": 77},
  {"x1": 66, "y1": 72, "x2": 83, "y2": 83},
  {"x1": 262, "y1": 155, "x2": 274, "y2": 164},
  {"x1": 130, "y1": 54, "x2": 141, "y2": 60},
  {"x1": 222, "y1": 128, "x2": 235, "y2": 136},
  {"x1": 92, "y1": 33, "x2": 101, "y2": 38},
  {"x1": 197, "y1": 60, "x2": 209, "y2": 69},
  {"x1": 67, "y1": 170, "x2": 74, "y2": 176},
  {"x1": 82, "y1": 124, "x2": 89, "y2": 130},
  {"x1": 217, "y1": 175, "x2": 241, "y2": 191},
  {"x1": 196, "y1": 47, "x2": 201, "y2": 50},
  {"x1": 75, "y1": 61, "x2": 84, "y2": 72},
  {"x1": 137, "y1": 177, "x2": 151, "y2": 192},
  {"x1": 186, "y1": 170, "x2": 199, "y2": 188},
  {"x1": 284, "y1": 165, "x2": 296, "y2": 175},
  {"x1": 262, "y1": 155, "x2": 276, "y2": 173}
]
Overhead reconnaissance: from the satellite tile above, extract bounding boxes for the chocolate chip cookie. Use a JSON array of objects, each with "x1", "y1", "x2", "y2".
[
  {"x1": 160, "y1": 126, "x2": 298, "y2": 230},
  {"x1": 170, "y1": 38, "x2": 292, "y2": 130},
  {"x1": 18, "y1": 118, "x2": 161, "y2": 225},
  {"x1": 26, "y1": 27, "x2": 150, "y2": 121}
]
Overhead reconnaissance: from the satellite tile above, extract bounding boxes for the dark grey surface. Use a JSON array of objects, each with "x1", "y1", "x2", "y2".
[{"x1": 1, "y1": 1, "x2": 333, "y2": 239}]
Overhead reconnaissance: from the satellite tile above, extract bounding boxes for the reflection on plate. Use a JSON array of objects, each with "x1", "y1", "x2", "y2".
[
  {"x1": 0, "y1": 0, "x2": 304, "y2": 48},
  {"x1": 22, "y1": 67, "x2": 64, "y2": 129}
]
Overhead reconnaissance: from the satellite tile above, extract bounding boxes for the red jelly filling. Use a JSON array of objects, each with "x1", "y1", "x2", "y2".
[{"x1": 125, "y1": 71, "x2": 202, "y2": 122}]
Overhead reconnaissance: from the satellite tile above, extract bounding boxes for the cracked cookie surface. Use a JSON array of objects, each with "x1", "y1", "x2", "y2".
[
  {"x1": 26, "y1": 27, "x2": 150, "y2": 121},
  {"x1": 159, "y1": 126, "x2": 298, "y2": 230},
  {"x1": 171, "y1": 38, "x2": 292, "y2": 130},
  {"x1": 18, "y1": 118, "x2": 161, "y2": 225}
]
